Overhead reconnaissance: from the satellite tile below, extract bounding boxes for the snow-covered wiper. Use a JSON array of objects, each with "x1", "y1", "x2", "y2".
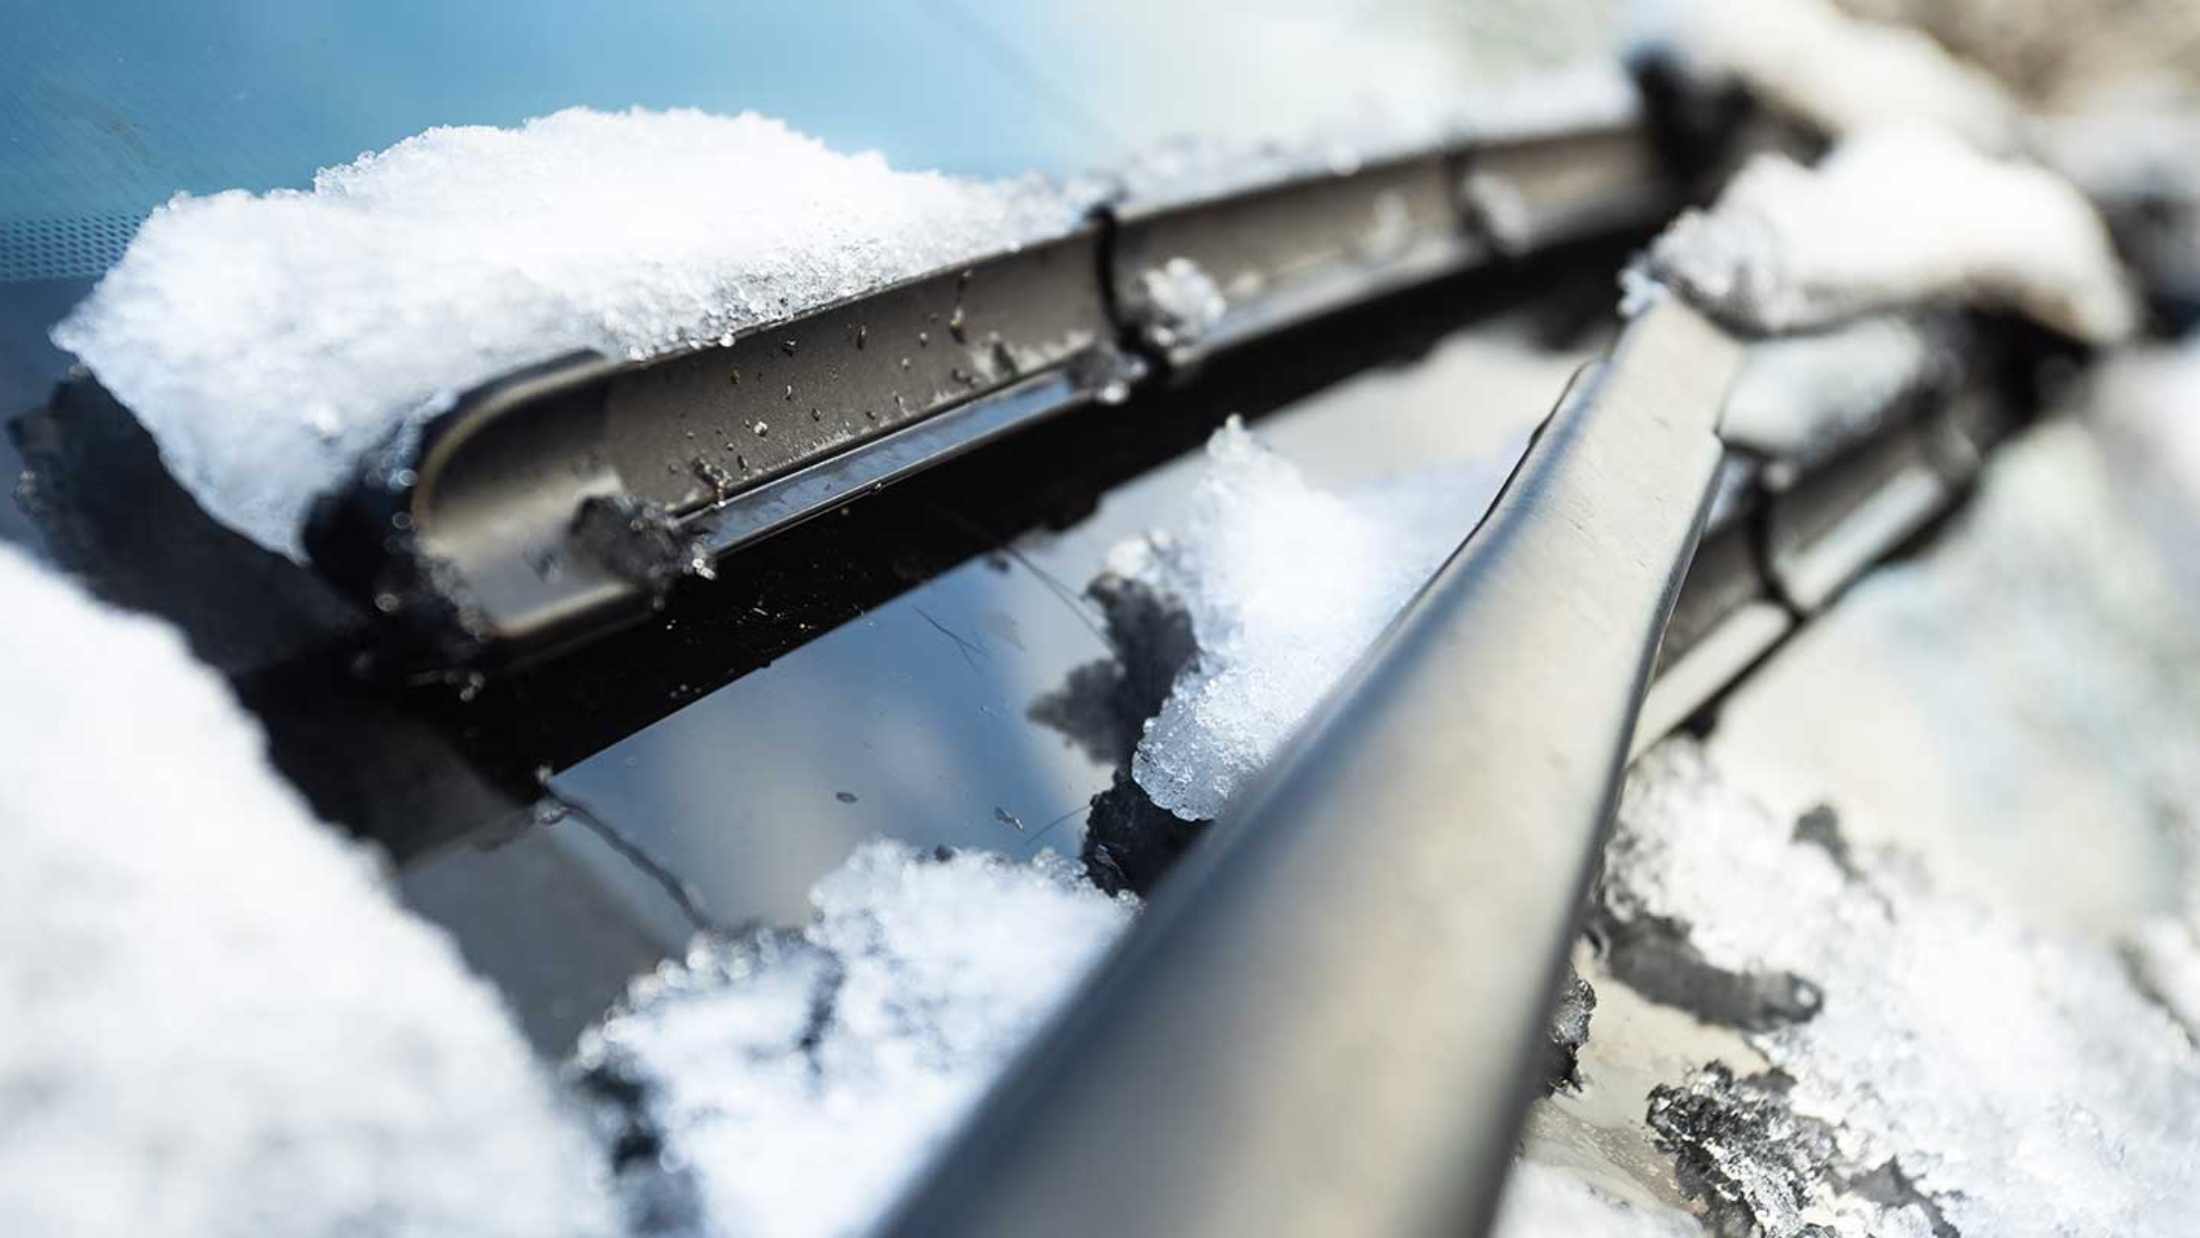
[{"x1": 298, "y1": 114, "x2": 1671, "y2": 664}]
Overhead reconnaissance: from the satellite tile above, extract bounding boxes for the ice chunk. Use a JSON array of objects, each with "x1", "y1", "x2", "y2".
[
  {"x1": 1120, "y1": 418, "x2": 1489, "y2": 821},
  {"x1": 51, "y1": 108, "x2": 1079, "y2": 558},
  {"x1": 1488, "y1": 1160, "x2": 1704, "y2": 1238},
  {"x1": 0, "y1": 544, "x2": 611, "y2": 1236},
  {"x1": 576, "y1": 840, "x2": 1135, "y2": 1238},
  {"x1": 1640, "y1": 125, "x2": 2137, "y2": 343},
  {"x1": 1609, "y1": 737, "x2": 2200, "y2": 1236},
  {"x1": 1633, "y1": 0, "x2": 2018, "y2": 149}
]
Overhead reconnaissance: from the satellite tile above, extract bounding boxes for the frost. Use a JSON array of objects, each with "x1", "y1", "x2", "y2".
[
  {"x1": 1120, "y1": 418, "x2": 1489, "y2": 822},
  {"x1": 575, "y1": 841, "x2": 1135, "y2": 1238},
  {"x1": 50, "y1": 108, "x2": 1079, "y2": 558},
  {"x1": 1641, "y1": 125, "x2": 2137, "y2": 343},
  {"x1": 1633, "y1": 0, "x2": 2018, "y2": 149},
  {"x1": 1610, "y1": 738, "x2": 2200, "y2": 1236},
  {"x1": 1488, "y1": 1160, "x2": 1704, "y2": 1238},
  {"x1": 0, "y1": 544, "x2": 612, "y2": 1237}
]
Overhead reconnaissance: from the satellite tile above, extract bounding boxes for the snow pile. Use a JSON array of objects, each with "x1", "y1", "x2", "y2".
[
  {"x1": 1610, "y1": 737, "x2": 2200, "y2": 1236},
  {"x1": 1488, "y1": 1161, "x2": 1703, "y2": 1238},
  {"x1": 1633, "y1": 0, "x2": 2018, "y2": 147},
  {"x1": 576, "y1": 841, "x2": 1135, "y2": 1238},
  {"x1": 1640, "y1": 125, "x2": 2137, "y2": 343},
  {"x1": 1118, "y1": 418, "x2": 1489, "y2": 822},
  {"x1": 0, "y1": 544, "x2": 611, "y2": 1237},
  {"x1": 51, "y1": 108, "x2": 1078, "y2": 558}
]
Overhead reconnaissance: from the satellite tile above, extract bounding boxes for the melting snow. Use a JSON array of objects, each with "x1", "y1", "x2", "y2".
[
  {"x1": 1118, "y1": 418, "x2": 1491, "y2": 822},
  {"x1": 1610, "y1": 737, "x2": 2200, "y2": 1236},
  {"x1": 51, "y1": 108, "x2": 1078, "y2": 558},
  {"x1": 1640, "y1": 125, "x2": 2137, "y2": 343},
  {"x1": 575, "y1": 841, "x2": 1135, "y2": 1238},
  {"x1": 0, "y1": 544, "x2": 611, "y2": 1237}
]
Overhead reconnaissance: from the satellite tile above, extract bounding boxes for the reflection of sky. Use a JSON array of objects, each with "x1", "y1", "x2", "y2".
[
  {"x1": 1, "y1": 2, "x2": 1613, "y2": 222},
  {"x1": 555, "y1": 321, "x2": 1582, "y2": 928}
]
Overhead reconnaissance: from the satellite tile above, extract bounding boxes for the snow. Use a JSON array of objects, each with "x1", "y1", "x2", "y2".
[
  {"x1": 576, "y1": 841, "x2": 1135, "y2": 1238},
  {"x1": 1610, "y1": 736, "x2": 2200, "y2": 1236},
  {"x1": 1640, "y1": 125, "x2": 2137, "y2": 343},
  {"x1": 2087, "y1": 341, "x2": 2200, "y2": 597},
  {"x1": 1633, "y1": 0, "x2": 2018, "y2": 148},
  {"x1": 1718, "y1": 314, "x2": 1946, "y2": 459},
  {"x1": 1488, "y1": 1160, "x2": 1704, "y2": 1238},
  {"x1": 0, "y1": 543, "x2": 612, "y2": 1237},
  {"x1": 1133, "y1": 256, "x2": 1229, "y2": 351},
  {"x1": 1709, "y1": 418, "x2": 2200, "y2": 934},
  {"x1": 50, "y1": 108, "x2": 1079, "y2": 559},
  {"x1": 1118, "y1": 418, "x2": 1491, "y2": 822}
]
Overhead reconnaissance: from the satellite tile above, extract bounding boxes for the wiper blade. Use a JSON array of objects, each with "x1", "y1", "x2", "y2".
[
  {"x1": 882, "y1": 297, "x2": 1742, "y2": 1238},
  {"x1": 303, "y1": 123, "x2": 1672, "y2": 666}
]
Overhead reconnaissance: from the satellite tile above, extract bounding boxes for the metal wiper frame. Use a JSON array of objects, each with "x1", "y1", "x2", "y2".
[
  {"x1": 887, "y1": 297, "x2": 1743, "y2": 1237},
  {"x1": 305, "y1": 121, "x2": 1674, "y2": 666}
]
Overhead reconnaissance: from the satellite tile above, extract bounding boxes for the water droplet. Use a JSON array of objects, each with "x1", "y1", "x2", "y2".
[
  {"x1": 917, "y1": 330, "x2": 929, "y2": 348},
  {"x1": 728, "y1": 367, "x2": 740, "y2": 385},
  {"x1": 373, "y1": 592, "x2": 401, "y2": 614},
  {"x1": 784, "y1": 384, "x2": 793, "y2": 401},
  {"x1": 735, "y1": 453, "x2": 748, "y2": 470},
  {"x1": 994, "y1": 807, "x2": 1026, "y2": 832},
  {"x1": 752, "y1": 420, "x2": 769, "y2": 438},
  {"x1": 900, "y1": 357, "x2": 911, "y2": 370},
  {"x1": 835, "y1": 790, "x2": 859, "y2": 804},
  {"x1": 948, "y1": 306, "x2": 967, "y2": 342},
  {"x1": 855, "y1": 324, "x2": 867, "y2": 349},
  {"x1": 781, "y1": 338, "x2": 798, "y2": 356}
]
